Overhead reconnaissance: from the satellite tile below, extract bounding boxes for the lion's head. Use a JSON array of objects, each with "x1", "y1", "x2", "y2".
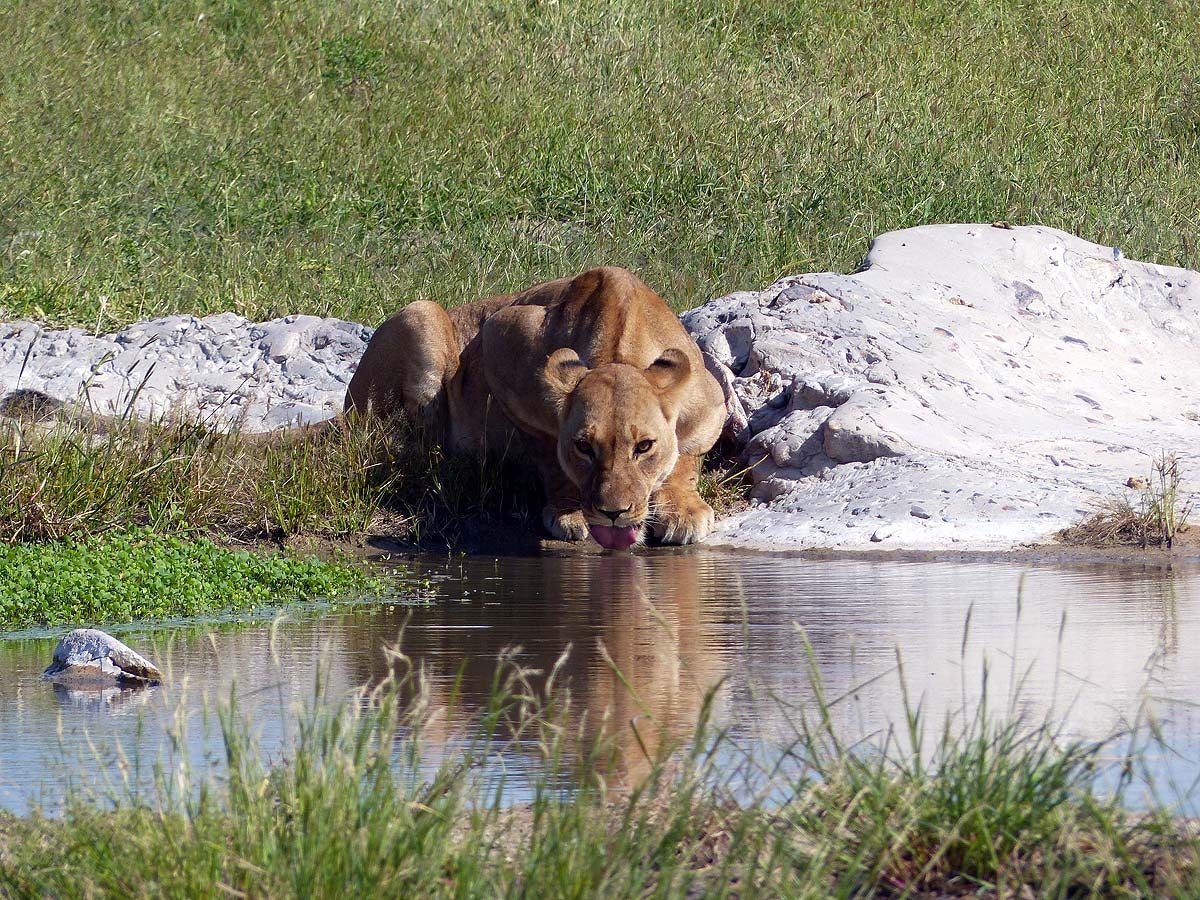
[{"x1": 541, "y1": 347, "x2": 692, "y2": 550}]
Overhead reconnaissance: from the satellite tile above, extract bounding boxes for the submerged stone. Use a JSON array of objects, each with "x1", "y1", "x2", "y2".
[{"x1": 43, "y1": 629, "x2": 162, "y2": 687}]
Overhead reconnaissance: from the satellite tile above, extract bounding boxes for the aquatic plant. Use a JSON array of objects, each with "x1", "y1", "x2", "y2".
[
  {"x1": 1147, "y1": 452, "x2": 1192, "y2": 549},
  {"x1": 0, "y1": 529, "x2": 376, "y2": 629}
]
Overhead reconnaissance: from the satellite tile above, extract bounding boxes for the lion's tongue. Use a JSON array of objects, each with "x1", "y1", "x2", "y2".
[{"x1": 588, "y1": 524, "x2": 639, "y2": 551}]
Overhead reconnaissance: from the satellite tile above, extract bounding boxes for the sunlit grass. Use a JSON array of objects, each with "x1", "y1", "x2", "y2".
[
  {"x1": 0, "y1": 410, "x2": 408, "y2": 542},
  {"x1": 1, "y1": 406, "x2": 740, "y2": 548},
  {"x1": 2, "y1": 0, "x2": 1198, "y2": 331}
]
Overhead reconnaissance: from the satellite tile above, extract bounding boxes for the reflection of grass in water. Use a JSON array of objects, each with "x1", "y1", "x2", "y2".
[{"x1": 3, "y1": 641, "x2": 1198, "y2": 898}]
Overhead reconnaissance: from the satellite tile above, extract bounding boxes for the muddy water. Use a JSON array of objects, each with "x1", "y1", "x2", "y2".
[{"x1": 1, "y1": 551, "x2": 1198, "y2": 814}]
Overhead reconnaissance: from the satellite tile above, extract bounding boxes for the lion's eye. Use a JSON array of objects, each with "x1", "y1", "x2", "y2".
[
  {"x1": 634, "y1": 439, "x2": 654, "y2": 456},
  {"x1": 574, "y1": 439, "x2": 594, "y2": 457}
]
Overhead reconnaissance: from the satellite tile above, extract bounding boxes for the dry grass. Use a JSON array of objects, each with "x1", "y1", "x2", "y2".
[
  {"x1": 0, "y1": 400, "x2": 749, "y2": 548},
  {"x1": 697, "y1": 446, "x2": 752, "y2": 521},
  {"x1": 1061, "y1": 453, "x2": 1193, "y2": 549},
  {"x1": 0, "y1": 409, "x2": 410, "y2": 543}
]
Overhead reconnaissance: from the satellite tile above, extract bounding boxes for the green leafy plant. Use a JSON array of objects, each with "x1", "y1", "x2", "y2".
[{"x1": 0, "y1": 528, "x2": 375, "y2": 629}]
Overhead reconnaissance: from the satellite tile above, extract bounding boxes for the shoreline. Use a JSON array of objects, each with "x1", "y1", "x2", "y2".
[{"x1": 300, "y1": 523, "x2": 1200, "y2": 570}]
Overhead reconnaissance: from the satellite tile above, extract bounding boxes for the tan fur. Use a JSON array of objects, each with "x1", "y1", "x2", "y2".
[{"x1": 345, "y1": 267, "x2": 726, "y2": 545}]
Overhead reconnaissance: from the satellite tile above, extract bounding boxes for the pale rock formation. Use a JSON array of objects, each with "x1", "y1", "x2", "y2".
[
  {"x1": 3, "y1": 223, "x2": 1197, "y2": 550},
  {"x1": 0, "y1": 313, "x2": 370, "y2": 430},
  {"x1": 683, "y1": 224, "x2": 1200, "y2": 550}
]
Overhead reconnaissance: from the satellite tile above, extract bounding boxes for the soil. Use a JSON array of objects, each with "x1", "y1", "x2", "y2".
[{"x1": 275, "y1": 517, "x2": 1200, "y2": 570}]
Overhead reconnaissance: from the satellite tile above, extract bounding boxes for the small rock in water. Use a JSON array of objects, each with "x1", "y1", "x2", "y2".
[{"x1": 43, "y1": 629, "x2": 162, "y2": 687}]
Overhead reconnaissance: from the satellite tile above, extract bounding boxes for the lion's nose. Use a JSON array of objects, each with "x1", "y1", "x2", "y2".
[{"x1": 598, "y1": 506, "x2": 631, "y2": 523}]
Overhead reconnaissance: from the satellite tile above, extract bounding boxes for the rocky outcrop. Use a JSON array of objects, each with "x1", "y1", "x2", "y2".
[
  {"x1": 683, "y1": 224, "x2": 1200, "y2": 550},
  {"x1": 43, "y1": 629, "x2": 162, "y2": 687},
  {"x1": 0, "y1": 313, "x2": 370, "y2": 431}
]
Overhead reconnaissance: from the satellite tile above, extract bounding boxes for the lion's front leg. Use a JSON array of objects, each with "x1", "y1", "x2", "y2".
[
  {"x1": 650, "y1": 454, "x2": 715, "y2": 545},
  {"x1": 535, "y1": 445, "x2": 589, "y2": 542}
]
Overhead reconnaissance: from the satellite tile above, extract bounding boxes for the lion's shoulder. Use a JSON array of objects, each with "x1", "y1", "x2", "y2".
[{"x1": 474, "y1": 268, "x2": 722, "y2": 451}]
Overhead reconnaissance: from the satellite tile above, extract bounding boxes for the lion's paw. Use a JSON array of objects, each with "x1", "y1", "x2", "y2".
[
  {"x1": 543, "y1": 506, "x2": 590, "y2": 542},
  {"x1": 650, "y1": 495, "x2": 715, "y2": 545}
]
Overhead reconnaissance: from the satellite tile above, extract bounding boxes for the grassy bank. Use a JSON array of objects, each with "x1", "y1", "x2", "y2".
[
  {"x1": 0, "y1": 660, "x2": 1194, "y2": 898},
  {"x1": 0, "y1": 412, "x2": 407, "y2": 543},
  {"x1": 0, "y1": 411, "x2": 745, "y2": 549},
  {"x1": 0, "y1": 528, "x2": 376, "y2": 630},
  {"x1": 2, "y1": 0, "x2": 1199, "y2": 330},
  {"x1": 0, "y1": 410, "x2": 393, "y2": 627}
]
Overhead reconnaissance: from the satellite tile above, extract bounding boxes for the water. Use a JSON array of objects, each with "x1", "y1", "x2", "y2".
[{"x1": 1, "y1": 550, "x2": 1198, "y2": 814}]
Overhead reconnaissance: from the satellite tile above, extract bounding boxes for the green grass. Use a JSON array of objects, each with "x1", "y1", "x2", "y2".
[
  {"x1": 0, "y1": 528, "x2": 375, "y2": 630},
  {"x1": 0, "y1": 654, "x2": 1194, "y2": 898},
  {"x1": 0, "y1": 406, "x2": 739, "y2": 548},
  {"x1": 0, "y1": 406, "x2": 555, "y2": 547},
  {"x1": 3, "y1": 0, "x2": 1195, "y2": 548},
  {"x1": 0, "y1": 411, "x2": 410, "y2": 543},
  {"x1": 2, "y1": 0, "x2": 1199, "y2": 330}
]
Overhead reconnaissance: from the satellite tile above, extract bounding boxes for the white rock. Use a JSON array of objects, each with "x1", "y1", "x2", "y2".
[
  {"x1": 821, "y1": 394, "x2": 912, "y2": 463},
  {"x1": 683, "y1": 223, "x2": 1200, "y2": 551},
  {"x1": 0, "y1": 312, "x2": 373, "y2": 432},
  {"x1": 4, "y1": 223, "x2": 1197, "y2": 552},
  {"x1": 43, "y1": 629, "x2": 162, "y2": 686}
]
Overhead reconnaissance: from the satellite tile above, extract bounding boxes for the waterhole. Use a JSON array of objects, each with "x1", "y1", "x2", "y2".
[{"x1": 1, "y1": 551, "x2": 1197, "y2": 813}]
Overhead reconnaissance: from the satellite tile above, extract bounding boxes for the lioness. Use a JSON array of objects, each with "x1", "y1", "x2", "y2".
[{"x1": 344, "y1": 267, "x2": 725, "y2": 549}]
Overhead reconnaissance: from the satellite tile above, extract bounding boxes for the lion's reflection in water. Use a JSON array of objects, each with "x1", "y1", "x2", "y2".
[{"x1": 364, "y1": 551, "x2": 736, "y2": 786}]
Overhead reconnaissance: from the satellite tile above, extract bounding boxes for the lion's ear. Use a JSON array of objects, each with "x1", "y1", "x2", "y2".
[
  {"x1": 541, "y1": 347, "x2": 589, "y2": 412},
  {"x1": 643, "y1": 348, "x2": 691, "y2": 395}
]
